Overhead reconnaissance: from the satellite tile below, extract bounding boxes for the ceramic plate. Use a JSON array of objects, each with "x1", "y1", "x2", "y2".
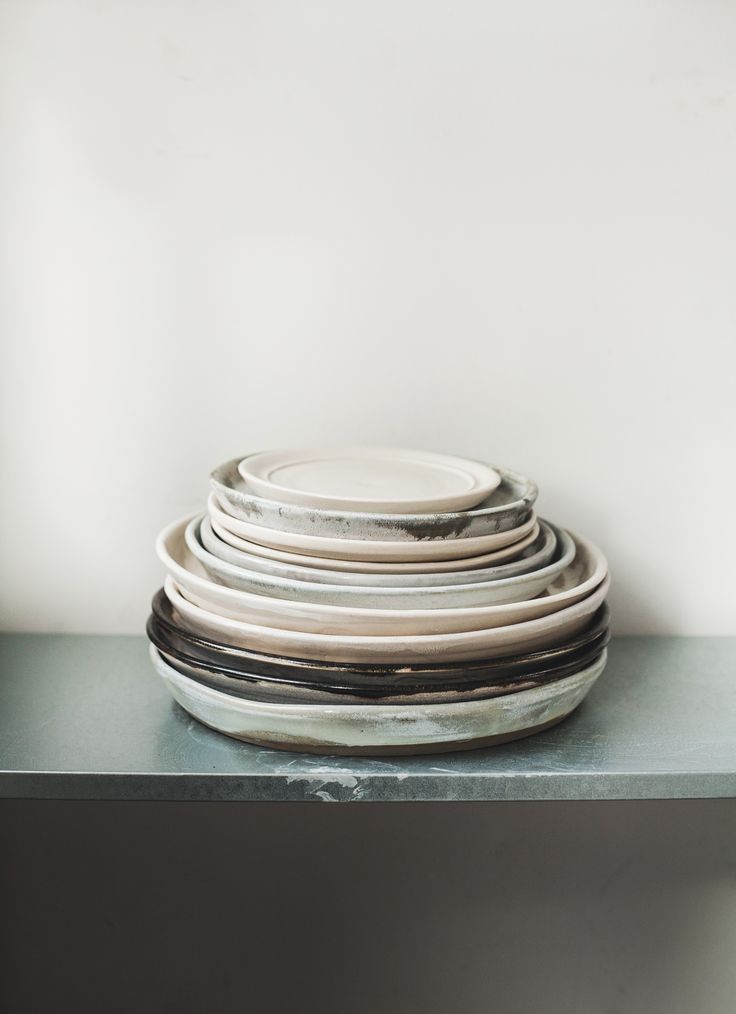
[
  {"x1": 151, "y1": 587, "x2": 610, "y2": 684},
  {"x1": 159, "y1": 516, "x2": 606, "y2": 636},
  {"x1": 147, "y1": 604, "x2": 610, "y2": 704},
  {"x1": 187, "y1": 516, "x2": 576, "y2": 609},
  {"x1": 210, "y1": 493, "x2": 537, "y2": 565},
  {"x1": 211, "y1": 456, "x2": 537, "y2": 541},
  {"x1": 153, "y1": 640, "x2": 608, "y2": 707},
  {"x1": 162, "y1": 569, "x2": 610, "y2": 663},
  {"x1": 238, "y1": 447, "x2": 501, "y2": 514},
  {"x1": 200, "y1": 515, "x2": 559, "y2": 587},
  {"x1": 210, "y1": 512, "x2": 539, "y2": 574},
  {"x1": 150, "y1": 645, "x2": 607, "y2": 755},
  {"x1": 210, "y1": 493, "x2": 537, "y2": 563}
]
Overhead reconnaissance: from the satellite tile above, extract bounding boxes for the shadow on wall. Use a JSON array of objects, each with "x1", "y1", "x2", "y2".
[
  {"x1": 607, "y1": 571, "x2": 674, "y2": 636},
  {"x1": 537, "y1": 480, "x2": 673, "y2": 636}
]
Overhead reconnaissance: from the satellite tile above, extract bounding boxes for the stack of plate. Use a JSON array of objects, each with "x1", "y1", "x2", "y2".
[{"x1": 148, "y1": 448, "x2": 610, "y2": 755}]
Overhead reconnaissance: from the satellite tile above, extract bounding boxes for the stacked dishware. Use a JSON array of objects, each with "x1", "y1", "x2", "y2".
[{"x1": 148, "y1": 448, "x2": 610, "y2": 755}]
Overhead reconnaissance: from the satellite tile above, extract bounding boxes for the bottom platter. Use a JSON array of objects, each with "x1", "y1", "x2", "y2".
[{"x1": 150, "y1": 645, "x2": 606, "y2": 756}]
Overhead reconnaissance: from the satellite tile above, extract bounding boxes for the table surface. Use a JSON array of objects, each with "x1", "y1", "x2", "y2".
[{"x1": 0, "y1": 634, "x2": 734, "y2": 802}]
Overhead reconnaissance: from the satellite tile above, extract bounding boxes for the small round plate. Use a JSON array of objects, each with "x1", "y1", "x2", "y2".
[
  {"x1": 209, "y1": 493, "x2": 536, "y2": 564},
  {"x1": 238, "y1": 447, "x2": 501, "y2": 514}
]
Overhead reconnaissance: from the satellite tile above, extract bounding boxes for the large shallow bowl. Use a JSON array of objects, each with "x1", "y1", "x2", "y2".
[
  {"x1": 211, "y1": 456, "x2": 538, "y2": 541},
  {"x1": 151, "y1": 587, "x2": 610, "y2": 687},
  {"x1": 151, "y1": 645, "x2": 607, "y2": 755},
  {"x1": 200, "y1": 515, "x2": 558, "y2": 587},
  {"x1": 210, "y1": 510, "x2": 540, "y2": 574},
  {"x1": 159, "y1": 516, "x2": 606, "y2": 636},
  {"x1": 210, "y1": 493, "x2": 537, "y2": 563},
  {"x1": 147, "y1": 605, "x2": 610, "y2": 705},
  {"x1": 187, "y1": 516, "x2": 576, "y2": 609},
  {"x1": 162, "y1": 570, "x2": 610, "y2": 663}
]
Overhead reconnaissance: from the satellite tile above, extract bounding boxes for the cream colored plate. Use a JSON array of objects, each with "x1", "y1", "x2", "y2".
[
  {"x1": 238, "y1": 447, "x2": 501, "y2": 514},
  {"x1": 209, "y1": 493, "x2": 536, "y2": 564},
  {"x1": 163, "y1": 571, "x2": 610, "y2": 664},
  {"x1": 209, "y1": 507, "x2": 539, "y2": 574},
  {"x1": 158, "y1": 516, "x2": 607, "y2": 636}
]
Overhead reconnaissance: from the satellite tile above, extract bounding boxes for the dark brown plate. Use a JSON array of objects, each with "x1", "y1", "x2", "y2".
[
  {"x1": 148, "y1": 589, "x2": 609, "y2": 700},
  {"x1": 152, "y1": 642, "x2": 608, "y2": 706}
]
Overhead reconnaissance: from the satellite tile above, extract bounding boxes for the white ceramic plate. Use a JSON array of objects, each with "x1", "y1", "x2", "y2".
[
  {"x1": 238, "y1": 447, "x2": 501, "y2": 514},
  {"x1": 209, "y1": 493, "x2": 537, "y2": 564},
  {"x1": 163, "y1": 570, "x2": 610, "y2": 663},
  {"x1": 187, "y1": 516, "x2": 577, "y2": 610},
  {"x1": 201, "y1": 515, "x2": 559, "y2": 587},
  {"x1": 210, "y1": 512, "x2": 540, "y2": 574},
  {"x1": 151, "y1": 645, "x2": 607, "y2": 754},
  {"x1": 161, "y1": 518, "x2": 605, "y2": 635},
  {"x1": 213, "y1": 457, "x2": 538, "y2": 542}
]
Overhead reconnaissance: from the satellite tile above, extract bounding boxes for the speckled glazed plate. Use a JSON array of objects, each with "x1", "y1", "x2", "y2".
[
  {"x1": 159, "y1": 516, "x2": 606, "y2": 636},
  {"x1": 210, "y1": 494, "x2": 537, "y2": 563},
  {"x1": 211, "y1": 456, "x2": 537, "y2": 542},
  {"x1": 150, "y1": 645, "x2": 607, "y2": 755},
  {"x1": 238, "y1": 447, "x2": 501, "y2": 514},
  {"x1": 162, "y1": 568, "x2": 610, "y2": 664},
  {"x1": 200, "y1": 515, "x2": 558, "y2": 587},
  {"x1": 147, "y1": 599, "x2": 610, "y2": 704},
  {"x1": 187, "y1": 516, "x2": 576, "y2": 609}
]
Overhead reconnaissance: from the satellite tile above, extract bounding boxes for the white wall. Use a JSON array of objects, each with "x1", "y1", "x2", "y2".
[{"x1": 1, "y1": 0, "x2": 734, "y2": 635}]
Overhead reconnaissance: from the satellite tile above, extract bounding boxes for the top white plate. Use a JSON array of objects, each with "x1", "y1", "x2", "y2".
[{"x1": 237, "y1": 447, "x2": 501, "y2": 514}]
